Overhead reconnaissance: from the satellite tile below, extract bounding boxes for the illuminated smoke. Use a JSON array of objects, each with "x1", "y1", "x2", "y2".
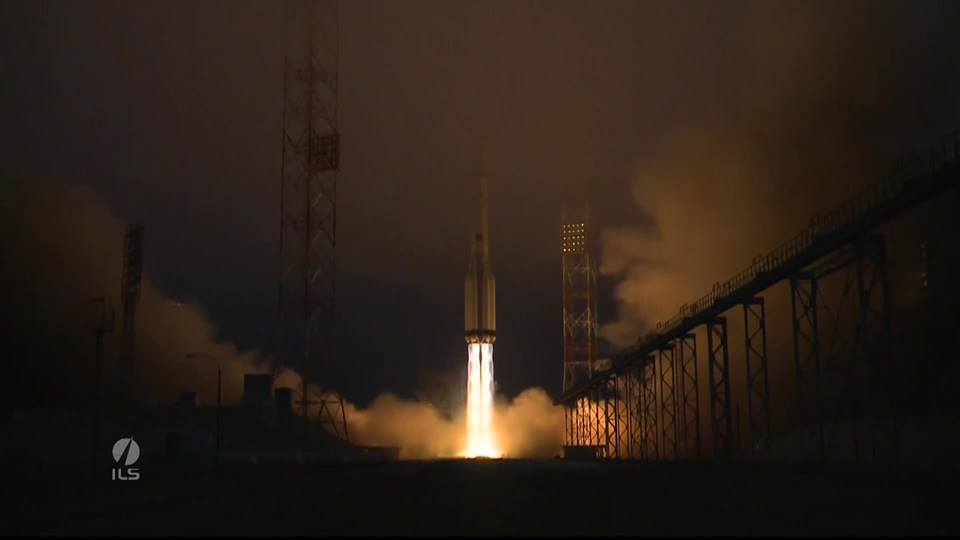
[
  {"x1": 345, "y1": 386, "x2": 563, "y2": 459},
  {"x1": 598, "y1": 2, "x2": 960, "y2": 346}
]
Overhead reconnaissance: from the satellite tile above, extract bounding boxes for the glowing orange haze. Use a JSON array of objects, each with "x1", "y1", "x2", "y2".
[{"x1": 341, "y1": 387, "x2": 564, "y2": 459}]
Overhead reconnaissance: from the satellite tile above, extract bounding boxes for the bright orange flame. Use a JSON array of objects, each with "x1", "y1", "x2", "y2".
[{"x1": 463, "y1": 343, "x2": 500, "y2": 457}]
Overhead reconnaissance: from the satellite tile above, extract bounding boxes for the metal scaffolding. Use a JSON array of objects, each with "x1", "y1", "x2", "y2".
[
  {"x1": 623, "y1": 369, "x2": 640, "y2": 458},
  {"x1": 678, "y1": 333, "x2": 701, "y2": 459},
  {"x1": 743, "y1": 297, "x2": 771, "y2": 456},
  {"x1": 658, "y1": 344, "x2": 678, "y2": 460},
  {"x1": 790, "y1": 272, "x2": 823, "y2": 460},
  {"x1": 278, "y1": 0, "x2": 347, "y2": 440},
  {"x1": 560, "y1": 130, "x2": 958, "y2": 465},
  {"x1": 706, "y1": 318, "x2": 733, "y2": 458},
  {"x1": 562, "y1": 205, "x2": 601, "y2": 451},
  {"x1": 639, "y1": 357, "x2": 659, "y2": 460},
  {"x1": 602, "y1": 376, "x2": 619, "y2": 458},
  {"x1": 562, "y1": 206, "x2": 599, "y2": 395}
]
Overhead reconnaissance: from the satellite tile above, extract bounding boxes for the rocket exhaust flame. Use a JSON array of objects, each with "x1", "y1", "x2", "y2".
[{"x1": 465, "y1": 343, "x2": 498, "y2": 457}]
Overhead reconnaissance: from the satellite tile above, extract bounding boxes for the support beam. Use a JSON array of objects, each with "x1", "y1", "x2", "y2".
[
  {"x1": 614, "y1": 377, "x2": 621, "y2": 458},
  {"x1": 571, "y1": 403, "x2": 577, "y2": 447},
  {"x1": 791, "y1": 273, "x2": 825, "y2": 462},
  {"x1": 572, "y1": 396, "x2": 579, "y2": 446},
  {"x1": 658, "y1": 344, "x2": 678, "y2": 460},
  {"x1": 678, "y1": 333, "x2": 701, "y2": 459},
  {"x1": 853, "y1": 236, "x2": 891, "y2": 463},
  {"x1": 706, "y1": 318, "x2": 733, "y2": 458},
  {"x1": 593, "y1": 385, "x2": 603, "y2": 450},
  {"x1": 637, "y1": 372, "x2": 646, "y2": 460},
  {"x1": 603, "y1": 376, "x2": 620, "y2": 458},
  {"x1": 640, "y1": 357, "x2": 659, "y2": 460},
  {"x1": 584, "y1": 388, "x2": 591, "y2": 447},
  {"x1": 615, "y1": 375, "x2": 630, "y2": 459},
  {"x1": 624, "y1": 368, "x2": 635, "y2": 458},
  {"x1": 743, "y1": 298, "x2": 771, "y2": 456},
  {"x1": 576, "y1": 393, "x2": 586, "y2": 446}
]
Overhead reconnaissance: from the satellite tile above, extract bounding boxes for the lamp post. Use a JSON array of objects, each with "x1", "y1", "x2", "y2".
[
  {"x1": 90, "y1": 297, "x2": 115, "y2": 477},
  {"x1": 185, "y1": 352, "x2": 221, "y2": 465}
]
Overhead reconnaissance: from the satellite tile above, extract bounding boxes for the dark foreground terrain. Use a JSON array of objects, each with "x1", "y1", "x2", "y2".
[{"x1": 6, "y1": 459, "x2": 960, "y2": 536}]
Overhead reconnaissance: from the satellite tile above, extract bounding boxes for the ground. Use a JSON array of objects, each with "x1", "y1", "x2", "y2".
[{"x1": 6, "y1": 459, "x2": 960, "y2": 536}]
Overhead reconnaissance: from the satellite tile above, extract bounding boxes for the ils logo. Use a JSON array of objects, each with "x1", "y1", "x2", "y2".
[{"x1": 111, "y1": 437, "x2": 141, "y2": 481}]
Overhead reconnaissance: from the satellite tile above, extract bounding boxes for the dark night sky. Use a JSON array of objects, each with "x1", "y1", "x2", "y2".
[{"x1": 2, "y1": 0, "x2": 959, "y2": 408}]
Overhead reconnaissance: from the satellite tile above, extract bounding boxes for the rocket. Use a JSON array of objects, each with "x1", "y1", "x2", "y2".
[
  {"x1": 463, "y1": 155, "x2": 498, "y2": 457},
  {"x1": 464, "y1": 158, "x2": 496, "y2": 344}
]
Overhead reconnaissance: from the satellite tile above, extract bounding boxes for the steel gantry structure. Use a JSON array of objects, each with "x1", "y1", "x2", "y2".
[
  {"x1": 278, "y1": 0, "x2": 348, "y2": 440},
  {"x1": 562, "y1": 206, "x2": 600, "y2": 395},
  {"x1": 563, "y1": 131, "x2": 959, "y2": 463}
]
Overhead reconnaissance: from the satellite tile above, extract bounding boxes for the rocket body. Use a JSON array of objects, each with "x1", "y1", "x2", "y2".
[
  {"x1": 463, "y1": 162, "x2": 498, "y2": 457},
  {"x1": 464, "y1": 170, "x2": 496, "y2": 343}
]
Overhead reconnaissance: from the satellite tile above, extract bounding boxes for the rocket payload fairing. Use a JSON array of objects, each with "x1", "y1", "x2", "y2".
[{"x1": 464, "y1": 161, "x2": 496, "y2": 344}]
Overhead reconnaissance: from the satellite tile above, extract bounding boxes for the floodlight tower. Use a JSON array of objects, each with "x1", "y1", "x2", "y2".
[{"x1": 561, "y1": 205, "x2": 599, "y2": 393}]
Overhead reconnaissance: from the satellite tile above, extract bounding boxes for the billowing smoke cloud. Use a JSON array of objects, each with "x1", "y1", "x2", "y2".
[
  {"x1": 494, "y1": 387, "x2": 564, "y2": 457},
  {"x1": 599, "y1": 126, "x2": 785, "y2": 343},
  {"x1": 600, "y1": 1, "x2": 960, "y2": 344},
  {"x1": 1, "y1": 179, "x2": 563, "y2": 458},
  {"x1": 345, "y1": 393, "x2": 466, "y2": 458},
  {"x1": 1, "y1": 179, "x2": 277, "y2": 408},
  {"x1": 343, "y1": 387, "x2": 563, "y2": 459}
]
